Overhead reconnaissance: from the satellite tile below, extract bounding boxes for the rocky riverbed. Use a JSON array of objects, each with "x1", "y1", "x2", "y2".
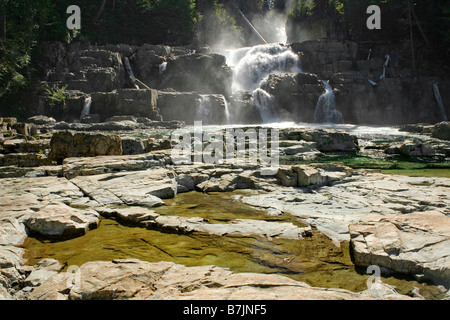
[{"x1": 1, "y1": 117, "x2": 450, "y2": 300}]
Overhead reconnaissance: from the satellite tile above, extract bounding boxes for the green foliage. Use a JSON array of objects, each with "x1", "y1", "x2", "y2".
[
  {"x1": 41, "y1": 84, "x2": 69, "y2": 107},
  {"x1": 288, "y1": 0, "x2": 316, "y2": 19}
]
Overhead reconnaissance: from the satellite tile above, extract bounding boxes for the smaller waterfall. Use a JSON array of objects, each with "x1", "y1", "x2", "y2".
[
  {"x1": 379, "y1": 54, "x2": 390, "y2": 80},
  {"x1": 222, "y1": 96, "x2": 232, "y2": 124},
  {"x1": 433, "y1": 82, "x2": 448, "y2": 121},
  {"x1": 80, "y1": 96, "x2": 92, "y2": 120},
  {"x1": 253, "y1": 88, "x2": 278, "y2": 123},
  {"x1": 159, "y1": 62, "x2": 168, "y2": 76},
  {"x1": 313, "y1": 81, "x2": 344, "y2": 124},
  {"x1": 196, "y1": 95, "x2": 213, "y2": 123}
]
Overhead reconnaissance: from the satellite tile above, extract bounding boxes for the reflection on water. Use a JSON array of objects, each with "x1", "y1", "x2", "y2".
[{"x1": 22, "y1": 192, "x2": 445, "y2": 299}]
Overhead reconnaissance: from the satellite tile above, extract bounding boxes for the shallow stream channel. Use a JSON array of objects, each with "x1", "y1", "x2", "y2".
[{"x1": 21, "y1": 191, "x2": 445, "y2": 299}]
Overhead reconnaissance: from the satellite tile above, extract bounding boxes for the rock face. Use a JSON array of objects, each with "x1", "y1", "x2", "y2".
[
  {"x1": 48, "y1": 131, "x2": 123, "y2": 163},
  {"x1": 159, "y1": 53, "x2": 233, "y2": 97},
  {"x1": 157, "y1": 91, "x2": 229, "y2": 125},
  {"x1": 289, "y1": 39, "x2": 450, "y2": 125},
  {"x1": 90, "y1": 89, "x2": 161, "y2": 121},
  {"x1": 27, "y1": 259, "x2": 414, "y2": 300},
  {"x1": 260, "y1": 73, "x2": 323, "y2": 123},
  {"x1": 350, "y1": 212, "x2": 450, "y2": 287}
]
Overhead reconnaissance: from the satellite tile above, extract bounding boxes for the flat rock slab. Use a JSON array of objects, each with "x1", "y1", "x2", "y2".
[
  {"x1": 62, "y1": 151, "x2": 171, "y2": 179},
  {"x1": 349, "y1": 211, "x2": 450, "y2": 286},
  {"x1": 70, "y1": 168, "x2": 177, "y2": 207},
  {"x1": 104, "y1": 207, "x2": 311, "y2": 240},
  {"x1": 241, "y1": 172, "x2": 450, "y2": 244},
  {"x1": 27, "y1": 259, "x2": 414, "y2": 300},
  {"x1": 0, "y1": 176, "x2": 100, "y2": 242}
]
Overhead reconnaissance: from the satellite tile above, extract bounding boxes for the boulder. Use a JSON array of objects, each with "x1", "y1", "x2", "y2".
[
  {"x1": 431, "y1": 122, "x2": 450, "y2": 141},
  {"x1": 25, "y1": 202, "x2": 100, "y2": 239},
  {"x1": 121, "y1": 137, "x2": 146, "y2": 155},
  {"x1": 293, "y1": 165, "x2": 326, "y2": 187},
  {"x1": 48, "y1": 131, "x2": 123, "y2": 163},
  {"x1": 386, "y1": 138, "x2": 437, "y2": 157}
]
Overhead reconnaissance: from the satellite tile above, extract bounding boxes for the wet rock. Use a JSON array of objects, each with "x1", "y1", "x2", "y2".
[
  {"x1": 350, "y1": 211, "x2": 450, "y2": 286},
  {"x1": 49, "y1": 131, "x2": 123, "y2": 163},
  {"x1": 28, "y1": 259, "x2": 415, "y2": 300}
]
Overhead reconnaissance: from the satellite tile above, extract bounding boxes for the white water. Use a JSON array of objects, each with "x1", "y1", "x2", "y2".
[
  {"x1": 159, "y1": 62, "x2": 168, "y2": 76},
  {"x1": 196, "y1": 95, "x2": 213, "y2": 124},
  {"x1": 226, "y1": 43, "x2": 301, "y2": 92},
  {"x1": 80, "y1": 96, "x2": 92, "y2": 120},
  {"x1": 222, "y1": 96, "x2": 232, "y2": 124},
  {"x1": 225, "y1": 43, "x2": 301, "y2": 123},
  {"x1": 253, "y1": 88, "x2": 278, "y2": 123},
  {"x1": 313, "y1": 80, "x2": 344, "y2": 124}
]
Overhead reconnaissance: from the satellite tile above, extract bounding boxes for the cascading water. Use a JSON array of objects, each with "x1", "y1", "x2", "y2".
[
  {"x1": 80, "y1": 96, "x2": 92, "y2": 120},
  {"x1": 196, "y1": 95, "x2": 213, "y2": 124},
  {"x1": 253, "y1": 88, "x2": 277, "y2": 123},
  {"x1": 313, "y1": 81, "x2": 344, "y2": 124},
  {"x1": 227, "y1": 43, "x2": 301, "y2": 92},
  {"x1": 159, "y1": 62, "x2": 168, "y2": 76},
  {"x1": 222, "y1": 96, "x2": 232, "y2": 123},
  {"x1": 226, "y1": 43, "x2": 301, "y2": 123}
]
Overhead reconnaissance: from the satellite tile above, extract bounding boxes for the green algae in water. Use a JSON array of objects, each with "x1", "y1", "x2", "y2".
[
  {"x1": 282, "y1": 152, "x2": 450, "y2": 178},
  {"x1": 22, "y1": 192, "x2": 445, "y2": 300}
]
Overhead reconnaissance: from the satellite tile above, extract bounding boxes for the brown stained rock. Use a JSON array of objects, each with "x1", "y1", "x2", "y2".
[{"x1": 48, "y1": 130, "x2": 123, "y2": 163}]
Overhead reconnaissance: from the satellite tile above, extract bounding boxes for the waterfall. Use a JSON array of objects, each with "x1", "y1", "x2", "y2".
[
  {"x1": 196, "y1": 95, "x2": 213, "y2": 124},
  {"x1": 227, "y1": 43, "x2": 301, "y2": 93},
  {"x1": 222, "y1": 96, "x2": 232, "y2": 124},
  {"x1": 80, "y1": 96, "x2": 92, "y2": 120},
  {"x1": 159, "y1": 62, "x2": 168, "y2": 76},
  {"x1": 226, "y1": 43, "x2": 300, "y2": 123},
  {"x1": 433, "y1": 82, "x2": 448, "y2": 121},
  {"x1": 253, "y1": 88, "x2": 278, "y2": 123},
  {"x1": 313, "y1": 81, "x2": 344, "y2": 124}
]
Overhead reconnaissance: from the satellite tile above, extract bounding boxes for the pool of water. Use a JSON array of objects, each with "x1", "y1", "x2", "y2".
[{"x1": 21, "y1": 191, "x2": 446, "y2": 299}]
